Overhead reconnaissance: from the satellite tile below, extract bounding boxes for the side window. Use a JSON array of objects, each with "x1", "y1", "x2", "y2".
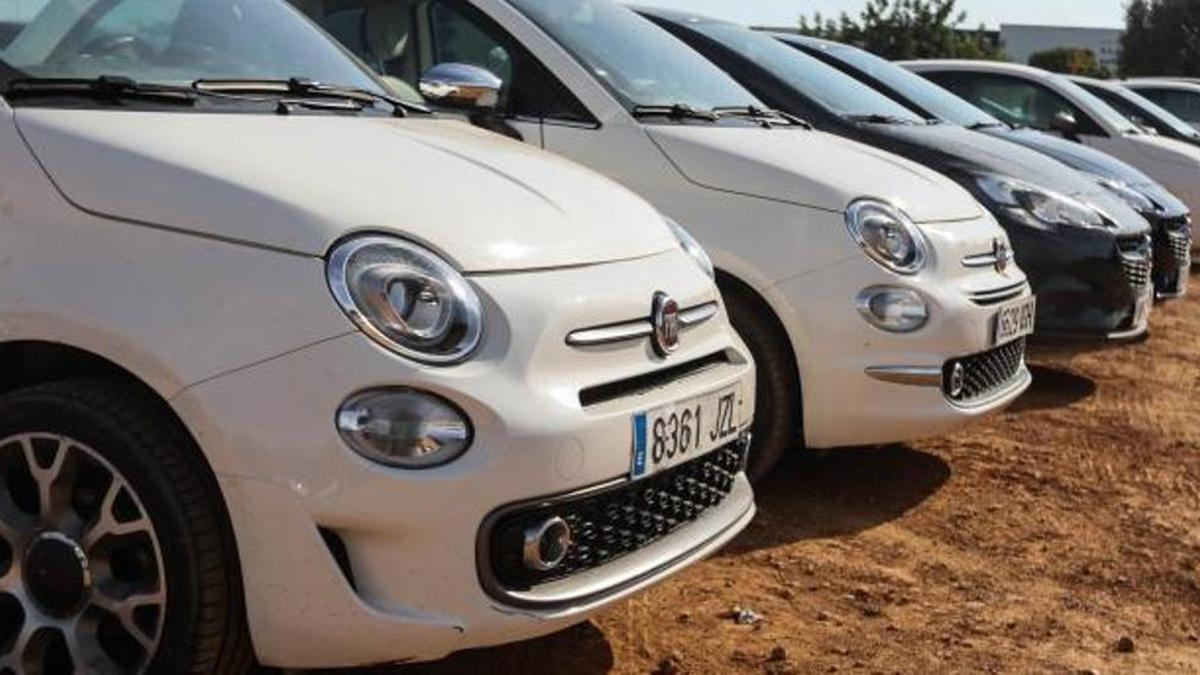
[
  {"x1": 1088, "y1": 87, "x2": 1161, "y2": 133},
  {"x1": 426, "y1": 0, "x2": 593, "y2": 124},
  {"x1": 0, "y1": 1, "x2": 50, "y2": 47},
  {"x1": 1144, "y1": 89, "x2": 1200, "y2": 123},
  {"x1": 933, "y1": 73, "x2": 1102, "y2": 135}
]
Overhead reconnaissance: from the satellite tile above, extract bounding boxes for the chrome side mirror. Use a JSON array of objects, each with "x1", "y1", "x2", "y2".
[
  {"x1": 419, "y1": 63, "x2": 503, "y2": 111},
  {"x1": 1050, "y1": 110, "x2": 1078, "y2": 137}
]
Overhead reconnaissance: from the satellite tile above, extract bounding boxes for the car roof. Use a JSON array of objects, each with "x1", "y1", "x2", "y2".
[
  {"x1": 631, "y1": 5, "x2": 732, "y2": 26},
  {"x1": 899, "y1": 60, "x2": 1057, "y2": 81},
  {"x1": 768, "y1": 33, "x2": 840, "y2": 50},
  {"x1": 1124, "y1": 79, "x2": 1200, "y2": 93},
  {"x1": 1068, "y1": 75, "x2": 1115, "y2": 88}
]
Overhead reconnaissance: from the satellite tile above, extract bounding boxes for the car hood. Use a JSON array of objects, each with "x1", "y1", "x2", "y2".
[
  {"x1": 644, "y1": 125, "x2": 982, "y2": 222},
  {"x1": 859, "y1": 123, "x2": 1151, "y2": 229},
  {"x1": 993, "y1": 129, "x2": 1187, "y2": 218},
  {"x1": 14, "y1": 110, "x2": 677, "y2": 272}
]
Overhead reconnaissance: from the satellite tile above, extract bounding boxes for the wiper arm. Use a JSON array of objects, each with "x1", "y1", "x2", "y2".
[
  {"x1": 5, "y1": 76, "x2": 197, "y2": 106},
  {"x1": 631, "y1": 103, "x2": 719, "y2": 122},
  {"x1": 193, "y1": 78, "x2": 429, "y2": 117},
  {"x1": 712, "y1": 105, "x2": 812, "y2": 128}
]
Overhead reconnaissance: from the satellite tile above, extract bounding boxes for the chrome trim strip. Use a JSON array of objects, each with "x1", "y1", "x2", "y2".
[
  {"x1": 969, "y1": 281, "x2": 1029, "y2": 304},
  {"x1": 864, "y1": 365, "x2": 943, "y2": 387},
  {"x1": 962, "y1": 252, "x2": 1000, "y2": 268},
  {"x1": 566, "y1": 302, "x2": 719, "y2": 347}
]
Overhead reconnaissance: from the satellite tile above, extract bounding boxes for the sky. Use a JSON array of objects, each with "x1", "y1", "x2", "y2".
[{"x1": 620, "y1": 0, "x2": 1128, "y2": 30}]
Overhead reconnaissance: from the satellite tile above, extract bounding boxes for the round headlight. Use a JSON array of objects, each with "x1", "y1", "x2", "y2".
[
  {"x1": 327, "y1": 235, "x2": 484, "y2": 365},
  {"x1": 665, "y1": 218, "x2": 715, "y2": 280},
  {"x1": 856, "y1": 286, "x2": 929, "y2": 333},
  {"x1": 845, "y1": 200, "x2": 927, "y2": 275},
  {"x1": 337, "y1": 388, "x2": 473, "y2": 468}
]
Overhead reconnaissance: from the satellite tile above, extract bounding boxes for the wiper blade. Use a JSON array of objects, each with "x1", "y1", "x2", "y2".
[
  {"x1": 712, "y1": 105, "x2": 812, "y2": 128},
  {"x1": 631, "y1": 103, "x2": 719, "y2": 122},
  {"x1": 844, "y1": 113, "x2": 917, "y2": 125},
  {"x1": 193, "y1": 78, "x2": 429, "y2": 117},
  {"x1": 5, "y1": 76, "x2": 197, "y2": 106},
  {"x1": 968, "y1": 121, "x2": 1007, "y2": 130}
]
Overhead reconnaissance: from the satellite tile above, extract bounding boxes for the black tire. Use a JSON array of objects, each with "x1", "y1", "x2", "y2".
[
  {"x1": 0, "y1": 380, "x2": 254, "y2": 674},
  {"x1": 720, "y1": 280, "x2": 802, "y2": 482}
]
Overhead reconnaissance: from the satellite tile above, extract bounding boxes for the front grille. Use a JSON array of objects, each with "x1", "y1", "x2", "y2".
[
  {"x1": 484, "y1": 440, "x2": 748, "y2": 591},
  {"x1": 943, "y1": 338, "x2": 1026, "y2": 405},
  {"x1": 1169, "y1": 230, "x2": 1192, "y2": 266},
  {"x1": 1120, "y1": 247, "x2": 1152, "y2": 291},
  {"x1": 969, "y1": 280, "x2": 1028, "y2": 307},
  {"x1": 579, "y1": 351, "x2": 731, "y2": 408}
]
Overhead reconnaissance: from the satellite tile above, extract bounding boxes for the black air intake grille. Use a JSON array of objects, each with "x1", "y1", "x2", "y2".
[
  {"x1": 944, "y1": 338, "x2": 1026, "y2": 404},
  {"x1": 485, "y1": 441, "x2": 747, "y2": 591}
]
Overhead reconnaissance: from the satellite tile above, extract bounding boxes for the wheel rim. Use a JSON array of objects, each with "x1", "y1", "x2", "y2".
[{"x1": 0, "y1": 433, "x2": 166, "y2": 674}]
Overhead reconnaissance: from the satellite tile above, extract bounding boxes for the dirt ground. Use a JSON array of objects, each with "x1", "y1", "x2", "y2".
[{"x1": 354, "y1": 269, "x2": 1200, "y2": 675}]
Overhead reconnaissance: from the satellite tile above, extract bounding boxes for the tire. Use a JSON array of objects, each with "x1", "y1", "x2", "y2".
[
  {"x1": 721, "y1": 281, "x2": 802, "y2": 483},
  {"x1": 0, "y1": 380, "x2": 253, "y2": 674}
]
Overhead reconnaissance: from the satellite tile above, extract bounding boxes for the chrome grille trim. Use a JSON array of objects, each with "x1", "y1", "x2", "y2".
[
  {"x1": 567, "y1": 301, "x2": 719, "y2": 347},
  {"x1": 969, "y1": 280, "x2": 1028, "y2": 307},
  {"x1": 1118, "y1": 235, "x2": 1153, "y2": 291}
]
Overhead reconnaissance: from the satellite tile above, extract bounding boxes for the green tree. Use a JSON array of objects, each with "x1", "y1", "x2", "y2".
[
  {"x1": 798, "y1": 0, "x2": 1002, "y2": 60},
  {"x1": 1029, "y1": 47, "x2": 1110, "y2": 78},
  {"x1": 1120, "y1": 0, "x2": 1200, "y2": 77}
]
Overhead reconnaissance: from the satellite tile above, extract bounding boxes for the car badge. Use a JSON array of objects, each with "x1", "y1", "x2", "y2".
[
  {"x1": 994, "y1": 238, "x2": 1013, "y2": 274},
  {"x1": 651, "y1": 292, "x2": 681, "y2": 357}
]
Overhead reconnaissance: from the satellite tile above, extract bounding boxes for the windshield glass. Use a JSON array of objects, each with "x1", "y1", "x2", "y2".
[
  {"x1": 1052, "y1": 75, "x2": 1140, "y2": 134},
  {"x1": 506, "y1": 0, "x2": 760, "y2": 111},
  {"x1": 687, "y1": 22, "x2": 924, "y2": 122},
  {"x1": 1106, "y1": 84, "x2": 1200, "y2": 139},
  {"x1": 0, "y1": 0, "x2": 381, "y2": 91},
  {"x1": 796, "y1": 39, "x2": 1001, "y2": 127}
]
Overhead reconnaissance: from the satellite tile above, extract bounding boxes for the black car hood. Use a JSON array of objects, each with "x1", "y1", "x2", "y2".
[
  {"x1": 992, "y1": 128, "x2": 1189, "y2": 218},
  {"x1": 852, "y1": 121, "x2": 1152, "y2": 233}
]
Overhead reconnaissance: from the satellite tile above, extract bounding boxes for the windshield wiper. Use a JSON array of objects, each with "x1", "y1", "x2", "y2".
[
  {"x1": 712, "y1": 105, "x2": 811, "y2": 128},
  {"x1": 4, "y1": 76, "x2": 198, "y2": 106},
  {"x1": 193, "y1": 78, "x2": 429, "y2": 117},
  {"x1": 631, "y1": 103, "x2": 719, "y2": 122},
  {"x1": 844, "y1": 113, "x2": 918, "y2": 125}
]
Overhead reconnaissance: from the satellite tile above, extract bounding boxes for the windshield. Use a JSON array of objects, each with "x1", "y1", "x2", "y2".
[
  {"x1": 1100, "y1": 84, "x2": 1200, "y2": 139},
  {"x1": 0, "y1": 0, "x2": 381, "y2": 92},
  {"x1": 795, "y1": 39, "x2": 1002, "y2": 128},
  {"x1": 506, "y1": 0, "x2": 760, "y2": 111},
  {"x1": 684, "y1": 23, "x2": 924, "y2": 122},
  {"x1": 1052, "y1": 75, "x2": 1140, "y2": 135}
]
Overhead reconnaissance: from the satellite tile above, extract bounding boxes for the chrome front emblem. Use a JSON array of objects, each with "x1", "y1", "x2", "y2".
[
  {"x1": 651, "y1": 292, "x2": 681, "y2": 357},
  {"x1": 993, "y1": 238, "x2": 1013, "y2": 274}
]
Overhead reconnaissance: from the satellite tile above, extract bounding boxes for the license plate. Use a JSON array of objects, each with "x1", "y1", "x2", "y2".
[
  {"x1": 993, "y1": 295, "x2": 1037, "y2": 345},
  {"x1": 631, "y1": 383, "x2": 746, "y2": 480}
]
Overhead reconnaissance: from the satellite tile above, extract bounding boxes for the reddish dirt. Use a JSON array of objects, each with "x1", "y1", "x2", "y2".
[{"x1": 341, "y1": 270, "x2": 1200, "y2": 675}]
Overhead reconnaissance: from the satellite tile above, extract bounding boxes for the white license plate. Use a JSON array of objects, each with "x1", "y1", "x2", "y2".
[
  {"x1": 631, "y1": 383, "x2": 746, "y2": 480},
  {"x1": 993, "y1": 295, "x2": 1037, "y2": 345}
]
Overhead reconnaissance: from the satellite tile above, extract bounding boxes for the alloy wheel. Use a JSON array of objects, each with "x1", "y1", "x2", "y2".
[{"x1": 0, "y1": 433, "x2": 165, "y2": 674}]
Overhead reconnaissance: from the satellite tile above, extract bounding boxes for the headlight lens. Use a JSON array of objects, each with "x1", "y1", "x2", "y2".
[
  {"x1": 856, "y1": 286, "x2": 929, "y2": 333},
  {"x1": 845, "y1": 200, "x2": 927, "y2": 275},
  {"x1": 974, "y1": 174, "x2": 1110, "y2": 230},
  {"x1": 327, "y1": 235, "x2": 484, "y2": 364},
  {"x1": 337, "y1": 388, "x2": 473, "y2": 468},
  {"x1": 665, "y1": 218, "x2": 715, "y2": 280},
  {"x1": 1094, "y1": 176, "x2": 1158, "y2": 213}
]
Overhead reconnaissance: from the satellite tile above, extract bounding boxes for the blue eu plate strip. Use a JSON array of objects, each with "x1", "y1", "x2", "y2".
[{"x1": 632, "y1": 413, "x2": 648, "y2": 477}]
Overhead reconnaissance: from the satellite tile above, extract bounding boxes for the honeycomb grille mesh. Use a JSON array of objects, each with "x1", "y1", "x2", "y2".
[
  {"x1": 944, "y1": 338, "x2": 1026, "y2": 404},
  {"x1": 486, "y1": 441, "x2": 747, "y2": 590}
]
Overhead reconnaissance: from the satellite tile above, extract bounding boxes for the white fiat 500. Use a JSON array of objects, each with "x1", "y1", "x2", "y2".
[
  {"x1": 298, "y1": 0, "x2": 1035, "y2": 479},
  {"x1": 0, "y1": 0, "x2": 758, "y2": 671}
]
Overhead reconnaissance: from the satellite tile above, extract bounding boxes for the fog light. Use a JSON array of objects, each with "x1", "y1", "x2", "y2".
[
  {"x1": 855, "y1": 286, "x2": 929, "y2": 333},
  {"x1": 337, "y1": 389, "x2": 473, "y2": 468},
  {"x1": 947, "y1": 362, "x2": 967, "y2": 399},
  {"x1": 523, "y1": 516, "x2": 572, "y2": 571}
]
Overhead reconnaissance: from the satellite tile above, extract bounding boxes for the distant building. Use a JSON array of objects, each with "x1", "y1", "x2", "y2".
[{"x1": 998, "y1": 24, "x2": 1124, "y2": 71}]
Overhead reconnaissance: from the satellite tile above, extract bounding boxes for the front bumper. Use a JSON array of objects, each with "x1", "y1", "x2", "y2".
[
  {"x1": 767, "y1": 215, "x2": 1032, "y2": 449},
  {"x1": 1147, "y1": 212, "x2": 1192, "y2": 299},
  {"x1": 1002, "y1": 215, "x2": 1153, "y2": 340},
  {"x1": 170, "y1": 252, "x2": 756, "y2": 668}
]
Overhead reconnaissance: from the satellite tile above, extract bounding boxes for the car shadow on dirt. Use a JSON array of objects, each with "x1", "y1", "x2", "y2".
[
  {"x1": 313, "y1": 621, "x2": 613, "y2": 675},
  {"x1": 722, "y1": 444, "x2": 950, "y2": 556},
  {"x1": 1007, "y1": 364, "x2": 1097, "y2": 413}
]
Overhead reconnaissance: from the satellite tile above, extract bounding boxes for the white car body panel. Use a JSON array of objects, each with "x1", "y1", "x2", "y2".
[
  {"x1": 0, "y1": 96, "x2": 758, "y2": 667},
  {"x1": 357, "y1": 0, "x2": 1031, "y2": 449}
]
